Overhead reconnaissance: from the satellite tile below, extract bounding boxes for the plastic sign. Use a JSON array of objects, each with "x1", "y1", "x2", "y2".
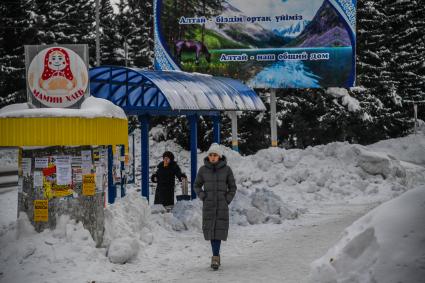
[
  {"x1": 26, "y1": 45, "x2": 89, "y2": 108},
  {"x1": 154, "y1": 0, "x2": 356, "y2": 88}
]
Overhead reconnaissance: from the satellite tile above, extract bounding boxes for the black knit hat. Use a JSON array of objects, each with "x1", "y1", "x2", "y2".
[{"x1": 162, "y1": 151, "x2": 175, "y2": 161}]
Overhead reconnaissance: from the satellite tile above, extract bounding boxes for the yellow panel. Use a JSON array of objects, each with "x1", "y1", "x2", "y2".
[{"x1": 0, "y1": 117, "x2": 128, "y2": 147}]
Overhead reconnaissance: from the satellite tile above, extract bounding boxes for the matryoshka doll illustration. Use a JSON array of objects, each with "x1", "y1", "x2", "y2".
[
  {"x1": 38, "y1": 47, "x2": 77, "y2": 94},
  {"x1": 28, "y1": 45, "x2": 88, "y2": 107}
]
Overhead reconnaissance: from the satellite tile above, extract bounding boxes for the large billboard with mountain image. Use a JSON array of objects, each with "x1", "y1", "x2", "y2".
[{"x1": 154, "y1": 0, "x2": 356, "y2": 88}]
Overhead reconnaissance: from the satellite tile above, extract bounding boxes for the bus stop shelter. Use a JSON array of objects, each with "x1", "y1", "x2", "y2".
[{"x1": 89, "y1": 66, "x2": 266, "y2": 203}]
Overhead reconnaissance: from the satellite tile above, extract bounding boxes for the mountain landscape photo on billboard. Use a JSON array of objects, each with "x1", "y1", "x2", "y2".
[{"x1": 159, "y1": 0, "x2": 354, "y2": 88}]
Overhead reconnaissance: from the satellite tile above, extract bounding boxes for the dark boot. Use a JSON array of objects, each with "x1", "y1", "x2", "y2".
[{"x1": 211, "y1": 256, "x2": 220, "y2": 270}]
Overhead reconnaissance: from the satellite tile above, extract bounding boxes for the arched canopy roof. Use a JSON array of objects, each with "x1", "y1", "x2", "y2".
[{"x1": 89, "y1": 66, "x2": 266, "y2": 115}]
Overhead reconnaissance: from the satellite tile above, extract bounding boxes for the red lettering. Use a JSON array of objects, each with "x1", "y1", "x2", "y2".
[{"x1": 65, "y1": 90, "x2": 84, "y2": 102}]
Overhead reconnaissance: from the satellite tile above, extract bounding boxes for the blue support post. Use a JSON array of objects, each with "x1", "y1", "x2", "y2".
[
  {"x1": 212, "y1": 115, "x2": 221, "y2": 144},
  {"x1": 107, "y1": 145, "x2": 116, "y2": 204},
  {"x1": 120, "y1": 145, "x2": 125, "y2": 197},
  {"x1": 139, "y1": 115, "x2": 150, "y2": 201},
  {"x1": 132, "y1": 133, "x2": 135, "y2": 184},
  {"x1": 189, "y1": 115, "x2": 198, "y2": 199}
]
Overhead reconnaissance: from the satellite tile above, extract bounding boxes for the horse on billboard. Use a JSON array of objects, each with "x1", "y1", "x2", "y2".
[{"x1": 174, "y1": 40, "x2": 211, "y2": 65}]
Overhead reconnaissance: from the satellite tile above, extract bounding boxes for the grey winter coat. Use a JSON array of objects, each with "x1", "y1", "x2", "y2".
[{"x1": 194, "y1": 155, "x2": 237, "y2": 241}]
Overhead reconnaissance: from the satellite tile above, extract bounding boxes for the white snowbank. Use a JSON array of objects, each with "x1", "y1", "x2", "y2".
[
  {"x1": 0, "y1": 214, "x2": 106, "y2": 283},
  {"x1": 131, "y1": 130, "x2": 425, "y2": 218},
  {"x1": 369, "y1": 133, "x2": 425, "y2": 166},
  {"x1": 104, "y1": 191, "x2": 152, "y2": 263},
  {"x1": 0, "y1": 96, "x2": 127, "y2": 119},
  {"x1": 309, "y1": 186, "x2": 425, "y2": 283}
]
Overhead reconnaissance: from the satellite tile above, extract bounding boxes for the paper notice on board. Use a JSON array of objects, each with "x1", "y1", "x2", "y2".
[
  {"x1": 71, "y1": 156, "x2": 82, "y2": 166},
  {"x1": 33, "y1": 171, "x2": 43, "y2": 187},
  {"x1": 96, "y1": 167, "x2": 103, "y2": 191},
  {"x1": 82, "y1": 164, "x2": 92, "y2": 175},
  {"x1": 34, "y1": 200, "x2": 48, "y2": 222},
  {"x1": 81, "y1": 150, "x2": 92, "y2": 163},
  {"x1": 35, "y1": 157, "x2": 48, "y2": 169},
  {"x1": 83, "y1": 174, "x2": 96, "y2": 196},
  {"x1": 81, "y1": 150, "x2": 92, "y2": 175},
  {"x1": 73, "y1": 168, "x2": 83, "y2": 183},
  {"x1": 21, "y1": 158, "x2": 31, "y2": 177},
  {"x1": 56, "y1": 156, "x2": 71, "y2": 185}
]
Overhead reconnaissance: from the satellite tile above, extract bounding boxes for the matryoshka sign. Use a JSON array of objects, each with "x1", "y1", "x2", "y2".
[{"x1": 25, "y1": 45, "x2": 89, "y2": 108}]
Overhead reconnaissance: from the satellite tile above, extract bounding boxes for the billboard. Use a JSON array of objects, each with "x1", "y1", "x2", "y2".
[
  {"x1": 25, "y1": 45, "x2": 90, "y2": 108},
  {"x1": 154, "y1": 0, "x2": 356, "y2": 89}
]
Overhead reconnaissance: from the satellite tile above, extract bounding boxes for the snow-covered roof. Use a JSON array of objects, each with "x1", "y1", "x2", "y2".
[
  {"x1": 0, "y1": 96, "x2": 127, "y2": 119},
  {"x1": 89, "y1": 66, "x2": 266, "y2": 113}
]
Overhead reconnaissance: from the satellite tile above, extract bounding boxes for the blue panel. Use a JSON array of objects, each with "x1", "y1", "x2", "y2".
[
  {"x1": 140, "y1": 115, "x2": 150, "y2": 201},
  {"x1": 108, "y1": 145, "x2": 116, "y2": 204},
  {"x1": 189, "y1": 115, "x2": 198, "y2": 199}
]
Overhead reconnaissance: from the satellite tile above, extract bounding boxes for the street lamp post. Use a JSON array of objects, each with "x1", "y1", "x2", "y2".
[{"x1": 124, "y1": 29, "x2": 140, "y2": 67}]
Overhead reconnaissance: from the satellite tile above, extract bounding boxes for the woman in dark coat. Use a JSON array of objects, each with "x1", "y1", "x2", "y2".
[
  {"x1": 194, "y1": 143, "x2": 237, "y2": 270},
  {"x1": 151, "y1": 151, "x2": 186, "y2": 207}
]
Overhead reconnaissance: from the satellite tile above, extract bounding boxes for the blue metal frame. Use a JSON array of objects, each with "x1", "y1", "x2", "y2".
[
  {"x1": 107, "y1": 145, "x2": 116, "y2": 204},
  {"x1": 131, "y1": 133, "x2": 135, "y2": 184},
  {"x1": 90, "y1": 66, "x2": 265, "y2": 204},
  {"x1": 189, "y1": 115, "x2": 198, "y2": 199},
  {"x1": 212, "y1": 115, "x2": 221, "y2": 144},
  {"x1": 140, "y1": 115, "x2": 150, "y2": 201}
]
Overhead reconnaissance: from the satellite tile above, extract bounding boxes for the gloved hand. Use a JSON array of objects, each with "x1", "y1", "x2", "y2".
[
  {"x1": 198, "y1": 191, "x2": 207, "y2": 201},
  {"x1": 151, "y1": 174, "x2": 158, "y2": 183}
]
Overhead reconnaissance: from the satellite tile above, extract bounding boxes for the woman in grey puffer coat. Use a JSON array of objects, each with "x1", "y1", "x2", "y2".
[{"x1": 194, "y1": 143, "x2": 237, "y2": 270}]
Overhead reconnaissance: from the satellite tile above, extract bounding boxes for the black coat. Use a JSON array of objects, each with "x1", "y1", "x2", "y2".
[
  {"x1": 194, "y1": 156, "x2": 237, "y2": 241},
  {"x1": 152, "y1": 161, "x2": 185, "y2": 206}
]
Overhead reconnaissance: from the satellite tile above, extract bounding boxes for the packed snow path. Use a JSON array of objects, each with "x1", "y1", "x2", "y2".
[{"x1": 130, "y1": 203, "x2": 373, "y2": 283}]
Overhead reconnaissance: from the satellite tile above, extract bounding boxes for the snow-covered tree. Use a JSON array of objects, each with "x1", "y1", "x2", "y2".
[{"x1": 0, "y1": 0, "x2": 36, "y2": 107}]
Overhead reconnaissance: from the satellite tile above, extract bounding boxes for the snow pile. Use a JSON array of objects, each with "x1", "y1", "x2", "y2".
[
  {"x1": 149, "y1": 186, "x2": 298, "y2": 231},
  {"x1": 230, "y1": 187, "x2": 299, "y2": 226},
  {"x1": 0, "y1": 214, "x2": 106, "y2": 283},
  {"x1": 104, "y1": 191, "x2": 152, "y2": 264},
  {"x1": 326, "y1": 87, "x2": 361, "y2": 112},
  {"x1": 355, "y1": 146, "x2": 406, "y2": 179},
  {"x1": 223, "y1": 142, "x2": 425, "y2": 207},
  {"x1": 309, "y1": 186, "x2": 425, "y2": 283},
  {"x1": 0, "y1": 96, "x2": 127, "y2": 119},
  {"x1": 132, "y1": 131, "x2": 425, "y2": 221},
  {"x1": 171, "y1": 200, "x2": 203, "y2": 231},
  {"x1": 368, "y1": 133, "x2": 425, "y2": 166}
]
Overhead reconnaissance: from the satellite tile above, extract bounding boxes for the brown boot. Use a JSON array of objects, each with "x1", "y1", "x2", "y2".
[{"x1": 211, "y1": 256, "x2": 220, "y2": 270}]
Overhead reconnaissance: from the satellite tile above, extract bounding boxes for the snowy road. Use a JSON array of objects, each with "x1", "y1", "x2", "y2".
[{"x1": 133, "y1": 203, "x2": 373, "y2": 283}]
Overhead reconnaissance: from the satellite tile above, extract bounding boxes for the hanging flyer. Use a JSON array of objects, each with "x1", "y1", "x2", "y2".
[
  {"x1": 21, "y1": 158, "x2": 32, "y2": 177},
  {"x1": 72, "y1": 167, "x2": 83, "y2": 183},
  {"x1": 56, "y1": 156, "x2": 72, "y2": 185},
  {"x1": 34, "y1": 200, "x2": 48, "y2": 222},
  {"x1": 95, "y1": 166, "x2": 103, "y2": 192},
  {"x1": 81, "y1": 150, "x2": 92, "y2": 163},
  {"x1": 83, "y1": 174, "x2": 96, "y2": 196},
  {"x1": 81, "y1": 150, "x2": 92, "y2": 175},
  {"x1": 33, "y1": 171, "x2": 43, "y2": 188},
  {"x1": 52, "y1": 184, "x2": 73, "y2": 197},
  {"x1": 35, "y1": 157, "x2": 49, "y2": 169}
]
